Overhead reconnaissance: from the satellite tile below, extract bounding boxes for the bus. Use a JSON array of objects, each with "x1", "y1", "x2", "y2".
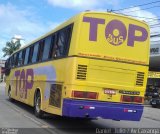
[{"x1": 4, "y1": 11, "x2": 150, "y2": 121}]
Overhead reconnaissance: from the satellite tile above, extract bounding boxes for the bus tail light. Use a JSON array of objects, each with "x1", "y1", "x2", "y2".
[
  {"x1": 72, "y1": 91, "x2": 84, "y2": 98},
  {"x1": 133, "y1": 96, "x2": 143, "y2": 103},
  {"x1": 121, "y1": 95, "x2": 143, "y2": 103},
  {"x1": 72, "y1": 91, "x2": 98, "y2": 99},
  {"x1": 121, "y1": 95, "x2": 132, "y2": 102},
  {"x1": 87, "y1": 92, "x2": 98, "y2": 99}
]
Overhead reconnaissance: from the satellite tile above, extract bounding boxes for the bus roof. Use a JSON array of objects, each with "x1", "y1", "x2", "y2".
[{"x1": 9, "y1": 11, "x2": 149, "y2": 57}]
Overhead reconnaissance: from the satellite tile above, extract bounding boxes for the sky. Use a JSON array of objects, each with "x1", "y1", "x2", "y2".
[{"x1": 0, "y1": 0, "x2": 160, "y2": 59}]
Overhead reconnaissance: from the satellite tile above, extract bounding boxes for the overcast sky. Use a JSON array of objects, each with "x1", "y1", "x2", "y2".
[{"x1": 0, "y1": 0, "x2": 160, "y2": 58}]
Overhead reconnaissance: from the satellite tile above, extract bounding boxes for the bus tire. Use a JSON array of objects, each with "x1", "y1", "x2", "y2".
[
  {"x1": 34, "y1": 91, "x2": 44, "y2": 118},
  {"x1": 8, "y1": 86, "x2": 14, "y2": 102}
]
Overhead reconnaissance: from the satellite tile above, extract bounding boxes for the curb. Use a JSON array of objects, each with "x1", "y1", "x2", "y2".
[{"x1": 144, "y1": 105, "x2": 151, "y2": 107}]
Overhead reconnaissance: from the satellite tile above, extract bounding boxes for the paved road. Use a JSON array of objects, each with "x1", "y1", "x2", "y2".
[{"x1": 0, "y1": 83, "x2": 160, "y2": 134}]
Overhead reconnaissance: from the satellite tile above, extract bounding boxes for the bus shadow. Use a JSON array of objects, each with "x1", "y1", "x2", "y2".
[
  {"x1": 7, "y1": 99, "x2": 114, "y2": 134},
  {"x1": 43, "y1": 117, "x2": 105, "y2": 134},
  {"x1": 7, "y1": 98, "x2": 34, "y2": 114}
]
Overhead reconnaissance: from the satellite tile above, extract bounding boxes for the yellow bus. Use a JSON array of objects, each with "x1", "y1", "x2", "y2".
[{"x1": 4, "y1": 11, "x2": 150, "y2": 121}]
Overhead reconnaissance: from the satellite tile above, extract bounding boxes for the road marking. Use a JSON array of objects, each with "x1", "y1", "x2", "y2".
[
  {"x1": 41, "y1": 125, "x2": 49, "y2": 128},
  {"x1": 23, "y1": 114, "x2": 42, "y2": 125},
  {"x1": 143, "y1": 116, "x2": 160, "y2": 122},
  {"x1": 2, "y1": 100, "x2": 51, "y2": 128}
]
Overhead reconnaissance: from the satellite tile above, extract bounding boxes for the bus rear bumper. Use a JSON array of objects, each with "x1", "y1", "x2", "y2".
[{"x1": 62, "y1": 99, "x2": 143, "y2": 121}]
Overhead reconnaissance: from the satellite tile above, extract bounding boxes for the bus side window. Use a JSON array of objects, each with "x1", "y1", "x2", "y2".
[
  {"x1": 15, "y1": 53, "x2": 19, "y2": 67},
  {"x1": 5, "y1": 59, "x2": 8, "y2": 69},
  {"x1": 11, "y1": 56, "x2": 14, "y2": 68},
  {"x1": 28, "y1": 46, "x2": 34, "y2": 64},
  {"x1": 32, "y1": 43, "x2": 39, "y2": 63},
  {"x1": 51, "y1": 24, "x2": 73, "y2": 58},
  {"x1": 18, "y1": 51, "x2": 22, "y2": 66},
  {"x1": 50, "y1": 34, "x2": 58, "y2": 58},
  {"x1": 22, "y1": 49, "x2": 26, "y2": 65},
  {"x1": 24, "y1": 48, "x2": 30, "y2": 65},
  {"x1": 49, "y1": 35, "x2": 55, "y2": 59},
  {"x1": 56, "y1": 31, "x2": 65, "y2": 57},
  {"x1": 64, "y1": 25, "x2": 73, "y2": 55},
  {"x1": 7, "y1": 58, "x2": 11, "y2": 68},
  {"x1": 13, "y1": 54, "x2": 17, "y2": 67},
  {"x1": 37, "y1": 40, "x2": 45, "y2": 62},
  {"x1": 42, "y1": 36, "x2": 52, "y2": 61}
]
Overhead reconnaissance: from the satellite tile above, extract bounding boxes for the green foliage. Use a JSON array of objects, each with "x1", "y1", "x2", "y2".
[{"x1": 2, "y1": 40, "x2": 21, "y2": 57}]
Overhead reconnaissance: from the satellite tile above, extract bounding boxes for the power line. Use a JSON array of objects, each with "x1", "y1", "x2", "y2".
[
  {"x1": 151, "y1": 34, "x2": 160, "y2": 37},
  {"x1": 119, "y1": 5, "x2": 160, "y2": 14},
  {"x1": 147, "y1": 19, "x2": 160, "y2": 23},
  {"x1": 150, "y1": 24, "x2": 160, "y2": 28},
  {"x1": 112, "y1": 0, "x2": 160, "y2": 12},
  {"x1": 150, "y1": 23, "x2": 160, "y2": 26},
  {"x1": 151, "y1": 40, "x2": 160, "y2": 42},
  {"x1": 119, "y1": 13, "x2": 159, "y2": 21}
]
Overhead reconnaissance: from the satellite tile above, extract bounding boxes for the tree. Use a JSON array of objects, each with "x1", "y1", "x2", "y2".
[{"x1": 2, "y1": 40, "x2": 21, "y2": 57}]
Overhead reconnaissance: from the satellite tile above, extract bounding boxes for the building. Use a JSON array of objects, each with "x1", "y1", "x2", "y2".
[
  {"x1": 150, "y1": 43, "x2": 160, "y2": 70},
  {"x1": 145, "y1": 42, "x2": 160, "y2": 101}
]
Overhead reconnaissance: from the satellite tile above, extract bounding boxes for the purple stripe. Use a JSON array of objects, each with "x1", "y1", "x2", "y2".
[
  {"x1": 33, "y1": 66, "x2": 56, "y2": 100},
  {"x1": 62, "y1": 99, "x2": 143, "y2": 121}
]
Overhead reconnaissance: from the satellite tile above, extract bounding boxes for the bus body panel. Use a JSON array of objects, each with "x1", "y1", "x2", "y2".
[
  {"x1": 5, "y1": 12, "x2": 150, "y2": 121},
  {"x1": 76, "y1": 12, "x2": 149, "y2": 65},
  {"x1": 62, "y1": 99, "x2": 143, "y2": 121}
]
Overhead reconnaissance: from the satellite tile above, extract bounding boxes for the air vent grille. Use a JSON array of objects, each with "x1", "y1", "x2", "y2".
[
  {"x1": 136, "y1": 72, "x2": 144, "y2": 86},
  {"x1": 76, "y1": 65, "x2": 87, "y2": 80}
]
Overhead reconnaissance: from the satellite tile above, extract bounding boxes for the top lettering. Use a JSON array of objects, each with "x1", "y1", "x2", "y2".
[{"x1": 83, "y1": 16, "x2": 148, "y2": 47}]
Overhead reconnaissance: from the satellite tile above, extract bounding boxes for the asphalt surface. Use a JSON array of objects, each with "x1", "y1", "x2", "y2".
[{"x1": 0, "y1": 82, "x2": 160, "y2": 134}]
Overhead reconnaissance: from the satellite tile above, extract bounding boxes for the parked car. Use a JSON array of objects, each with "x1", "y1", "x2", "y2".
[{"x1": 150, "y1": 92, "x2": 160, "y2": 108}]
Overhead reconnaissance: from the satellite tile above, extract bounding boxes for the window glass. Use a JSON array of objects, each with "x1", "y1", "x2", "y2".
[
  {"x1": 42, "y1": 36, "x2": 51, "y2": 61},
  {"x1": 5, "y1": 59, "x2": 9, "y2": 68},
  {"x1": 32, "y1": 43, "x2": 39, "y2": 63},
  {"x1": 11, "y1": 56, "x2": 14, "y2": 67},
  {"x1": 22, "y1": 49, "x2": 26, "y2": 65},
  {"x1": 49, "y1": 35, "x2": 55, "y2": 59},
  {"x1": 7, "y1": 58, "x2": 11, "y2": 68},
  {"x1": 18, "y1": 51, "x2": 22, "y2": 66},
  {"x1": 13, "y1": 53, "x2": 18, "y2": 67},
  {"x1": 37, "y1": 40, "x2": 44, "y2": 62},
  {"x1": 28, "y1": 46, "x2": 34, "y2": 64},
  {"x1": 51, "y1": 24, "x2": 73, "y2": 58},
  {"x1": 64, "y1": 26, "x2": 73, "y2": 54},
  {"x1": 57, "y1": 32, "x2": 65, "y2": 57},
  {"x1": 24, "y1": 48, "x2": 30, "y2": 65}
]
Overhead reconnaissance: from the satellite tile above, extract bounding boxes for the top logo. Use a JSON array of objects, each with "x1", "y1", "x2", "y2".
[{"x1": 83, "y1": 16, "x2": 148, "y2": 47}]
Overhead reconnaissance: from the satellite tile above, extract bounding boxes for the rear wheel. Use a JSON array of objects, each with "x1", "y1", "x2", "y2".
[{"x1": 34, "y1": 91, "x2": 44, "y2": 118}]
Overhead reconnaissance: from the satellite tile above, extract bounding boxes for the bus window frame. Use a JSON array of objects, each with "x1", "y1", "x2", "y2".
[
  {"x1": 8, "y1": 23, "x2": 73, "y2": 69},
  {"x1": 50, "y1": 24, "x2": 73, "y2": 59},
  {"x1": 42, "y1": 36, "x2": 52, "y2": 61},
  {"x1": 32, "y1": 42, "x2": 40, "y2": 63}
]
